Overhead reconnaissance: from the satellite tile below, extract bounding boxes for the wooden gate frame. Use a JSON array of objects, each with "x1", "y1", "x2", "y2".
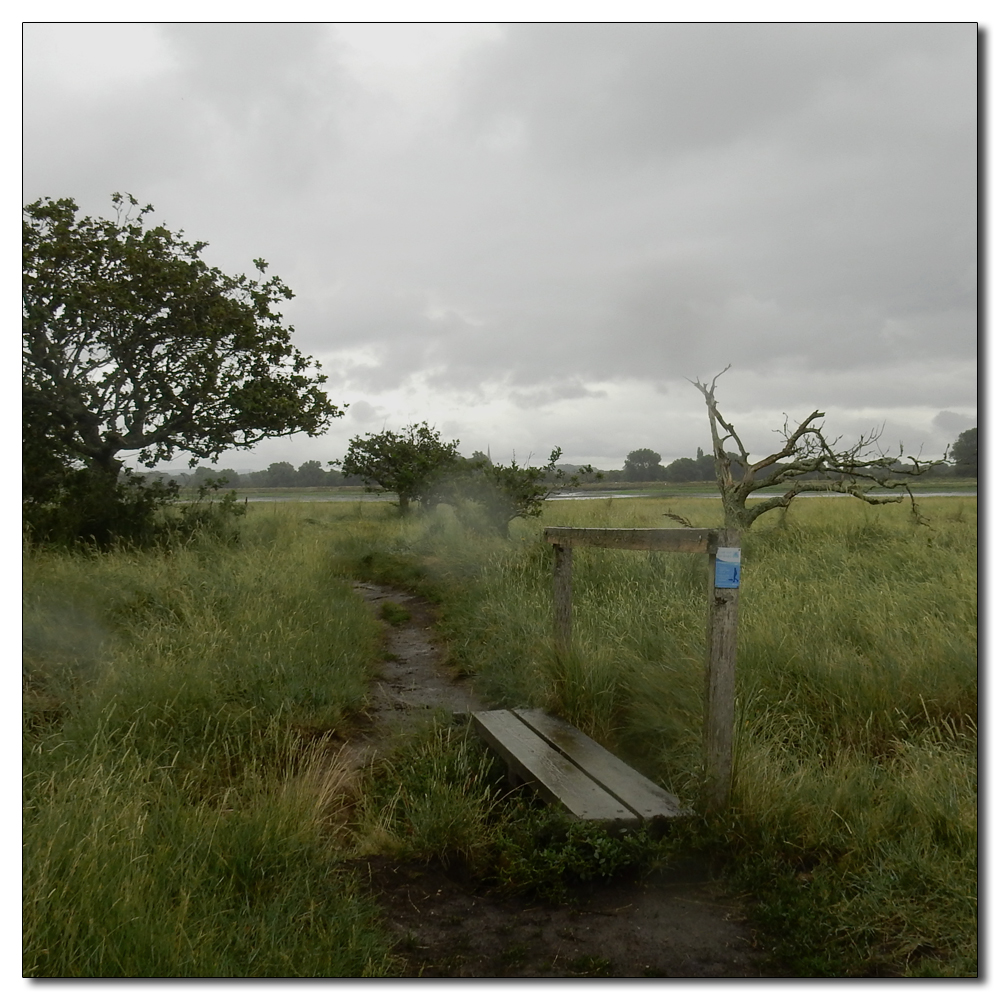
[{"x1": 543, "y1": 526, "x2": 740, "y2": 811}]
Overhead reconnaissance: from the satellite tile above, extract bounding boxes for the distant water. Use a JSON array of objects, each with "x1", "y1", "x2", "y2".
[
  {"x1": 240, "y1": 489, "x2": 975, "y2": 503},
  {"x1": 551, "y1": 490, "x2": 977, "y2": 500},
  {"x1": 242, "y1": 494, "x2": 387, "y2": 502}
]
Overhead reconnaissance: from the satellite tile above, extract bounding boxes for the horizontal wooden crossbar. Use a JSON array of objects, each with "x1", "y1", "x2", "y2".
[
  {"x1": 472, "y1": 708, "x2": 691, "y2": 825},
  {"x1": 544, "y1": 526, "x2": 718, "y2": 553}
]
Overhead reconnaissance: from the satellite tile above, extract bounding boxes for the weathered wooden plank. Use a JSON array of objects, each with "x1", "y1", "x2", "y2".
[
  {"x1": 703, "y1": 528, "x2": 740, "y2": 812},
  {"x1": 544, "y1": 526, "x2": 716, "y2": 553},
  {"x1": 513, "y1": 709, "x2": 691, "y2": 819},
  {"x1": 553, "y1": 543, "x2": 572, "y2": 655},
  {"x1": 471, "y1": 710, "x2": 637, "y2": 824}
]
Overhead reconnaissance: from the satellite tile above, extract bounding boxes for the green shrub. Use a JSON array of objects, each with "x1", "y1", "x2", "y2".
[
  {"x1": 23, "y1": 467, "x2": 247, "y2": 550},
  {"x1": 492, "y1": 808, "x2": 668, "y2": 903}
]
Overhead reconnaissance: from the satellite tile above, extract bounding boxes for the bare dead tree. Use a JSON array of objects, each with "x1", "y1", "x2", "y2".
[{"x1": 689, "y1": 366, "x2": 943, "y2": 529}]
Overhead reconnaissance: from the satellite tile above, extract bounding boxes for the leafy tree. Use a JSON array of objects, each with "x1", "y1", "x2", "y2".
[
  {"x1": 337, "y1": 423, "x2": 460, "y2": 514},
  {"x1": 694, "y1": 446, "x2": 716, "y2": 480},
  {"x1": 262, "y1": 461, "x2": 298, "y2": 487},
  {"x1": 662, "y1": 456, "x2": 698, "y2": 482},
  {"x1": 663, "y1": 447, "x2": 731, "y2": 482},
  {"x1": 23, "y1": 193, "x2": 342, "y2": 542},
  {"x1": 189, "y1": 465, "x2": 219, "y2": 486},
  {"x1": 949, "y1": 428, "x2": 977, "y2": 477},
  {"x1": 690, "y1": 367, "x2": 943, "y2": 530},
  {"x1": 22, "y1": 394, "x2": 184, "y2": 547},
  {"x1": 327, "y1": 467, "x2": 364, "y2": 487},
  {"x1": 297, "y1": 460, "x2": 329, "y2": 487},
  {"x1": 623, "y1": 448, "x2": 664, "y2": 481},
  {"x1": 22, "y1": 394, "x2": 78, "y2": 512},
  {"x1": 450, "y1": 448, "x2": 597, "y2": 536}
]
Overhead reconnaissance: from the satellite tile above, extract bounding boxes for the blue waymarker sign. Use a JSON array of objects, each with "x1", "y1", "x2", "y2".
[{"x1": 714, "y1": 547, "x2": 741, "y2": 589}]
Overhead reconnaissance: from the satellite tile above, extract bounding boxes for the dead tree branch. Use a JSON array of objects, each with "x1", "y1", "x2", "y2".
[{"x1": 688, "y1": 368, "x2": 944, "y2": 529}]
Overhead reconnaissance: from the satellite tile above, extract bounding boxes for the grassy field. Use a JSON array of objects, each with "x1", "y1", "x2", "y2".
[
  {"x1": 23, "y1": 513, "x2": 396, "y2": 977},
  {"x1": 23, "y1": 493, "x2": 977, "y2": 976},
  {"x1": 183, "y1": 478, "x2": 978, "y2": 503},
  {"x1": 325, "y1": 494, "x2": 978, "y2": 976},
  {"x1": 567, "y1": 477, "x2": 979, "y2": 496}
]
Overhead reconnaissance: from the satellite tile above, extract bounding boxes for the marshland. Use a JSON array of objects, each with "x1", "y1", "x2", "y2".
[{"x1": 22, "y1": 494, "x2": 977, "y2": 977}]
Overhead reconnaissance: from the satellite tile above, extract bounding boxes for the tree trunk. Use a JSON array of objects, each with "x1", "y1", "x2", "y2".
[
  {"x1": 83, "y1": 435, "x2": 125, "y2": 478},
  {"x1": 722, "y1": 487, "x2": 752, "y2": 530}
]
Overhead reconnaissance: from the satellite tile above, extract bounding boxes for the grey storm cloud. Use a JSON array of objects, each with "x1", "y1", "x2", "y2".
[
  {"x1": 291, "y1": 22, "x2": 973, "y2": 394},
  {"x1": 22, "y1": 22, "x2": 976, "y2": 468}
]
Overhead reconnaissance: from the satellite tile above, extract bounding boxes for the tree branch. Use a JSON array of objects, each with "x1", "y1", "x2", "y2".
[{"x1": 688, "y1": 367, "x2": 945, "y2": 529}]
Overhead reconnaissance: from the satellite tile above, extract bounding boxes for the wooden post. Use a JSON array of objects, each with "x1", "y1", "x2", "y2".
[
  {"x1": 703, "y1": 528, "x2": 740, "y2": 811},
  {"x1": 544, "y1": 525, "x2": 743, "y2": 815},
  {"x1": 553, "y1": 543, "x2": 573, "y2": 656}
]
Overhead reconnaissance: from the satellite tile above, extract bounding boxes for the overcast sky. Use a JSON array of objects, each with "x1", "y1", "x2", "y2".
[{"x1": 22, "y1": 21, "x2": 978, "y2": 473}]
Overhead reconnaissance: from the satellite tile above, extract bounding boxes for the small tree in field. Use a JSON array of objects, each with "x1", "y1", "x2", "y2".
[
  {"x1": 949, "y1": 428, "x2": 977, "y2": 477},
  {"x1": 262, "y1": 462, "x2": 298, "y2": 487},
  {"x1": 337, "y1": 422, "x2": 460, "y2": 514},
  {"x1": 690, "y1": 367, "x2": 942, "y2": 530},
  {"x1": 623, "y1": 448, "x2": 664, "y2": 481},
  {"x1": 297, "y1": 460, "x2": 329, "y2": 487},
  {"x1": 451, "y1": 447, "x2": 598, "y2": 536}
]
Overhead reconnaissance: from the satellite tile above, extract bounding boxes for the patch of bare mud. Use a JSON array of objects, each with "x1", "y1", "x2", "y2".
[
  {"x1": 346, "y1": 855, "x2": 776, "y2": 978},
  {"x1": 351, "y1": 581, "x2": 485, "y2": 745}
]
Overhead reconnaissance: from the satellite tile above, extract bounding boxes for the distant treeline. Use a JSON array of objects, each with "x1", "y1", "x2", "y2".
[
  {"x1": 147, "y1": 458, "x2": 604, "y2": 490},
  {"x1": 147, "y1": 429, "x2": 976, "y2": 490},
  {"x1": 145, "y1": 461, "x2": 365, "y2": 489},
  {"x1": 604, "y1": 439, "x2": 976, "y2": 483}
]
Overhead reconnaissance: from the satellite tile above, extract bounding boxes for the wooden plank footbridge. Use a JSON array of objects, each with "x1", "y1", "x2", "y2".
[{"x1": 472, "y1": 526, "x2": 741, "y2": 823}]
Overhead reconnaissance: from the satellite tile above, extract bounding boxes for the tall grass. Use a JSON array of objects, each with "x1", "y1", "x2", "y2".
[
  {"x1": 24, "y1": 496, "x2": 977, "y2": 976},
  {"x1": 24, "y1": 738, "x2": 391, "y2": 977},
  {"x1": 327, "y1": 494, "x2": 978, "y2": 976},
  {"x1": 23, "y1": 507, "x2": 397, "y2": 977}
]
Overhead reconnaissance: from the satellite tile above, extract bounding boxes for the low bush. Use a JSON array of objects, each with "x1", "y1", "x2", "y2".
[{"x1": 349, "y1": 718, "x2": 673, "y2": 904}]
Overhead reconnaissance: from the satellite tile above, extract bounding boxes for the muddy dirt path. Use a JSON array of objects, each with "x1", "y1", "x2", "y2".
[
  {"x1": 348, "y1": 582, "x2": 780, "y2": 978},
  {"x1": 352, "y1": 581, "x2": 487, "y2": 732}
]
